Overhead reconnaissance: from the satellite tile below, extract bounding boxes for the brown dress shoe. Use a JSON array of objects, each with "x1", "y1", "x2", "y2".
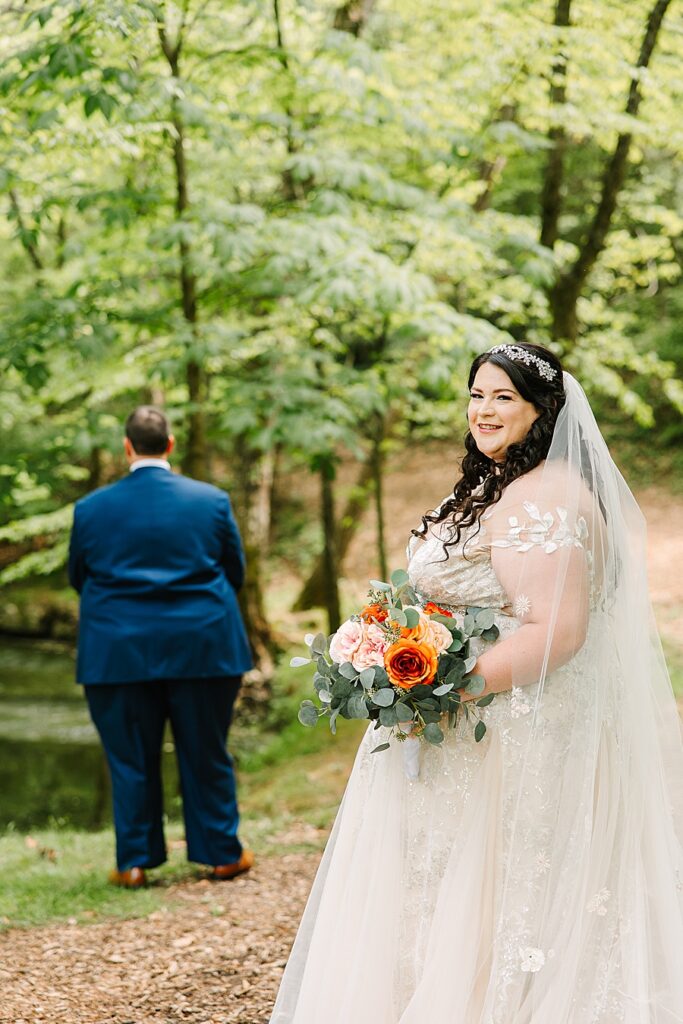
[
  {"x1": 211, "y1": 849, "x2": 254, "y2": 881},
  {"x1": 108, "y1": 866, "x2": 147, "y2": 889}
]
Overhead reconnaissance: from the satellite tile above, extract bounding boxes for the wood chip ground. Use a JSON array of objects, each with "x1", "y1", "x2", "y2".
[{"x1": 1, "y1": 853, "x2": 319, "y2": 1024}]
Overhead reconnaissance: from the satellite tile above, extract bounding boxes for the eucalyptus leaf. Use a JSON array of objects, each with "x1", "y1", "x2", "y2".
[
  {"x1": 463, "y1": 656, "x2": 477, "y2": 674},
  {"x1": 370, "y1": 580, "x2": 392, "y2": 591},
  {"x1": 373, "y1": 667, "x2": 391, "y2": 687},
  {"x1": 464, "y1": 675, "x2": 485, "y2": 696},
  {"x1": 318, "y1": 690, "x2": 332, "y2": 704},
  {"x1": 359, "y1": 667, "x2": 376, "y2": 689},
  {"x1": 474, "y1": 720, "x2": 487, "y2": 743},
  {"x1": 347, "y1": 694, "x2": 369, "y2": 719},
  {"x1": 371, "y1": 687, "x2": 395, "y2": 708},
  {"x1": 379, "y1": 706, "x2": 398, "y2": 727},
  {"x1": 298, "y1": 704, "x2": 319, "y2": 727},
  {"x1": 403, "y1": 607, "x2": 420, "y2": 628},
  {"x1": 390, "y1": 608, "x2": 407, "y2": 627},
  {"x1": 339, "y1": 661, "x2": 359, "y2": 680},
  {"x1": 371, "y1": 742, "x2": 391, "y2": 754},
  {"x1": 474, "y1": 609, "x2": 496, "y2": 629},
  {"x1": 391, "y1": 569, "x2": 410, "y2": 587},
  {"x1": 395, "y1": 703, "x2": 414, "y2": 722},
  {"x1": 432, "y1": 683, "x2": 454, "y2": 696},
  {"x1": 423, "y1": 722, "x2": 444, "y2": 745},
  {"x1": 476, "y1": 693, "x2": 495, "y2": 707},
  {"x1": 290, "y1": 656, "x2": 311, "y2": 667},
  {"x1": 311, "y1": 632, "x2": 327, "y2": 655}
]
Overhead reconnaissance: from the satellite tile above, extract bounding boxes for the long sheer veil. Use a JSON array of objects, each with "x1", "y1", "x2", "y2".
[{"x1": 474, "y1": 371, "x2": 683, "y2": 1022}]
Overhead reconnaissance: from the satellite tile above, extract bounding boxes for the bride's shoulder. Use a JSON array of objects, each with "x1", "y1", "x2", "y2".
[{"x1": 497, "y1": 462, "x2": 592, "y2": 516}]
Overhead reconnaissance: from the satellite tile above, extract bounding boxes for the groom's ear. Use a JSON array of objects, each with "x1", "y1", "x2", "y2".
[
  {"x1": 124, "y1": 437, "x2": 135, "y2": 461},
  {"x1": 166, "y1": 434, "x2": 175, "y2": 456}
]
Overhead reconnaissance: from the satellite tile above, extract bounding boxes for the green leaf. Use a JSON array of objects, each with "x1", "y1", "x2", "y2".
[
  {"x1": 311, "y1": 632, "x2": 327, "y2": 655},
  {"x1": 432, "y1": 683, "x2": 454, "y2": 696},
  {"x1": 371, "y1": 742, "x2": 391, "y2": 754},
  {"x1": 395, "y1": 703, "x2": 414, "y2": 722},
  {"x1": 403, "y1": 607, "x2": 420, "y2": 628},
  {"x1": 371, "y1": 688, "x2": 395, "y2": 708},
  {"x1": 359, "y1": 667, "x2": 376, "y2": 689},
  {"x1": 476, "y1": 693, "x2": 495, "y2": 707},
  {"x1": 389, "y1": 608, "x2": 407, "y2": 627},
  {"x1": 369, "y1": 580, "x2": 392, "y2": 591},
  {"x1": 423, "y1": 723, "x2": 445, "y2": 745},
  {"x1": 474, "y1": 609, "x2": 496, "y2": 630},
  {"x1": 298, "y1": 704, "x2": 319, "y2": 727},
  {"x1": 290, "y1": 656, "x2": 311, "y2": 668},
  {"x1": 339, "y1": 661, "x2": 359, "y2": 679},
  {"x1": 474, "y1": 720, "x2": 487, "y2": 743},
  {"x1": 391, "y1": 569, "x2": 409, "y2": 587},
  {"x1": 464, "y1": 675, "x2": 485, "y2": 696},
  {"x1": 379, "y1": 706, "x2": 398, "y2": 727},
  {"x1": 319, "y1": 690, "x2": 332, "y2": 704},
  {"x1": 347, "y1": 694, "x2": 369, "y2": 719}
]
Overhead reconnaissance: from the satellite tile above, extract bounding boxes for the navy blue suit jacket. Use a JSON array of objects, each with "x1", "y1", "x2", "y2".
[{"x1": 68, "y1": 467, "x2": 253, "y2": 684}]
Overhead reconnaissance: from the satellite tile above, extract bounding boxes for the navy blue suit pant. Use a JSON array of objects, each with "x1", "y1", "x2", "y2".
[{"x1": 85, "y1": 677, "x2": 242, "y2": 871}]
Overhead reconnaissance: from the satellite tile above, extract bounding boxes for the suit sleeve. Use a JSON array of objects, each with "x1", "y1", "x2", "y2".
[
  {"x1": 67, "y1": 504, "x2": 87, "y2": 594},
  {"x1": 219, "y1": 493, "x2": 246, "y2": 592}
]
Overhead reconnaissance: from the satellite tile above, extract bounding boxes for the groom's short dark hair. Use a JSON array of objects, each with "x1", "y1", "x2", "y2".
[{"x1": 125, "y1": 406, "x2": 171, "y2": 456}]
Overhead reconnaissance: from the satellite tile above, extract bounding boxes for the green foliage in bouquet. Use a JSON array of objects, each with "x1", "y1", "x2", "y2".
[{"x1": 293, "y1": 569, "x2": 499, "y2": 750}]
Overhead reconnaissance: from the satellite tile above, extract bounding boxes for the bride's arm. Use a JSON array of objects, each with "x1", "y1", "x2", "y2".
[{"x1": 461, "y1": 522, "x2": 590, "y2": 699}]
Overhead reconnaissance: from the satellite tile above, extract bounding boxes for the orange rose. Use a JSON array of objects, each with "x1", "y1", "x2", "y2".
[
  {"x1": 361, "y1": 603, "x2": 389, "y2": 623},
  {"x1": 384, "y1": 639, "x2": 438, "y2": 689},
  {"x1": 423, "y1": 602, "x2": 453, "y2": 618}
]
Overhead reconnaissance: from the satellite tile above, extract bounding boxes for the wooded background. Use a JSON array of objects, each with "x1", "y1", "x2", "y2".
[{"x1": 1, "y1": 0, "x2": 682, "y2": 683}]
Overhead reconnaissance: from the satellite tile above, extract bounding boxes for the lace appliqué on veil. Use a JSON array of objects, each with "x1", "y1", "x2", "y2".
[{"x1": 492, "y1": 503, "x2": 589, "y2": 554}]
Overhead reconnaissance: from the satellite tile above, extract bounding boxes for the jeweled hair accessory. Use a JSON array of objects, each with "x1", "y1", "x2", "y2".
[{"x1": 489, "y1": 344, "x2": 557, "y2": 382}]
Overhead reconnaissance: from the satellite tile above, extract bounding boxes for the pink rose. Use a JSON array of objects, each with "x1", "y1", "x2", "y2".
[
  {"x1": 329, "y1": 619, "x2": 364, "y2": 665},
  {"x1": 424, "y1": 619, "x2": 454, "y2": 655},
  {"x1": 352, "y1": 624, "x2": 390, "y2": 671}
]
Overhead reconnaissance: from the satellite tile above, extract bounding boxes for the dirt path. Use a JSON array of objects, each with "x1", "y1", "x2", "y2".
[{"x1": 0, "y1": 854, "x2": 319, "y2": 1024}]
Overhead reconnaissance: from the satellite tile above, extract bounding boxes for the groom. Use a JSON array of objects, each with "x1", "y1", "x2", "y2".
[{"x1": 68, "y1": 406, "x2": 254, "y2": 887}]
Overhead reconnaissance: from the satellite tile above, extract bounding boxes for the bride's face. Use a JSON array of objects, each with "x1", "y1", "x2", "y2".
[{"x1": 468, "y1": 362, "x2": 540, "y2": 462}]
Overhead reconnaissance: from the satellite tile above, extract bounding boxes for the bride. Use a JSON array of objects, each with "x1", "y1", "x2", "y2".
[{"x1": 270, "y1": 343, "x2": 683, "y2": 1024}]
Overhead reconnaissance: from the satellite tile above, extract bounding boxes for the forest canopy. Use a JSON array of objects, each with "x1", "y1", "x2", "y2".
[{"x1": 1, "y1": 0, "x2": 682, "y2": 656}]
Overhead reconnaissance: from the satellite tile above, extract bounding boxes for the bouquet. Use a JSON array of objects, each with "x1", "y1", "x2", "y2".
[{"x1": 294, "y1": 569, "x2": 499, "y2": 759}]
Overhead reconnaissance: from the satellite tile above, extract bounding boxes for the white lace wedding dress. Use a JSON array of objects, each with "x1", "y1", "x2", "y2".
[{"x1": 270, "y1": 425, "x2": 683, "y2": 1024}]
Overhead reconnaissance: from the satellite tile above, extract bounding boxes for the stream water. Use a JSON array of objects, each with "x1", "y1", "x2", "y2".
[{"x1": 0, "y1": 638, "x2": 179, "y2": 831}]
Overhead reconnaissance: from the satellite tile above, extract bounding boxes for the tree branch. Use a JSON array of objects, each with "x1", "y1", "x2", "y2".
[
  {"x1": 539, "y1": 0, "x2": 572, "y2": 249},
  {"x1": 550, "y1": 0, "x2": 673, "y2": 342},
  {"x1": 562, "y1": 0, "x2": 672, "y2": 296},
  {"x1": 9, "y1": 188, "x2": 43, "y2": 271}
]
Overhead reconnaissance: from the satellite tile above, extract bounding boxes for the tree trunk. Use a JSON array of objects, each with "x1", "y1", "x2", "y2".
[
  {"x1": 371, "y1": 432, "x2": 388, "y2": 581},
  {"x1": 319, "y1": 462, "x2": 342, "y2": 633},
  {"x1": 548, "y1": 0, "x2": 672, "y2": 344},
  {"x1": 232, "y1": 444, "x2": 278, "y2": 702},
  {"x1": 158, "y1": 17, "x2": 209, "y2": 480},
  {"x1": 539, "y1": 0, "x2": 572, "y2": 249},
  {"x1": 293, "y1": 458, "x2": 375, "y2": 611}
]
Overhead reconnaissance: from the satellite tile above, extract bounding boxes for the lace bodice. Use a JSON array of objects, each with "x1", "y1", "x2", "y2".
[{"x1": 407, "y1": 522, "x2": 509, "y2": 612}]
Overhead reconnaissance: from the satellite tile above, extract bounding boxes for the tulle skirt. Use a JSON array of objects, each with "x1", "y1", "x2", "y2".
[{"x1": 270, "y1": 653, "x2": 683, "y2": 1024}]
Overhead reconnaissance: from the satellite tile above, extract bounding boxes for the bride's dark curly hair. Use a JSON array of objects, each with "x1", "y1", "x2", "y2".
[{"x1": 413, "y1": 343, "x2": 566, "y2": 555}]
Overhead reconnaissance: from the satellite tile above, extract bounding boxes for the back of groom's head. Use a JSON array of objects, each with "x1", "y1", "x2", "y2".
[{"x1": 125, "y1": 406, "x2": 171, "y2": 456}]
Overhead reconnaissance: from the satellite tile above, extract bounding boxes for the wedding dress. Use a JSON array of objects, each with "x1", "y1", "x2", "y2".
[{"x1": 270, "y1": 376, "x2": 683, "y2": 1024}]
